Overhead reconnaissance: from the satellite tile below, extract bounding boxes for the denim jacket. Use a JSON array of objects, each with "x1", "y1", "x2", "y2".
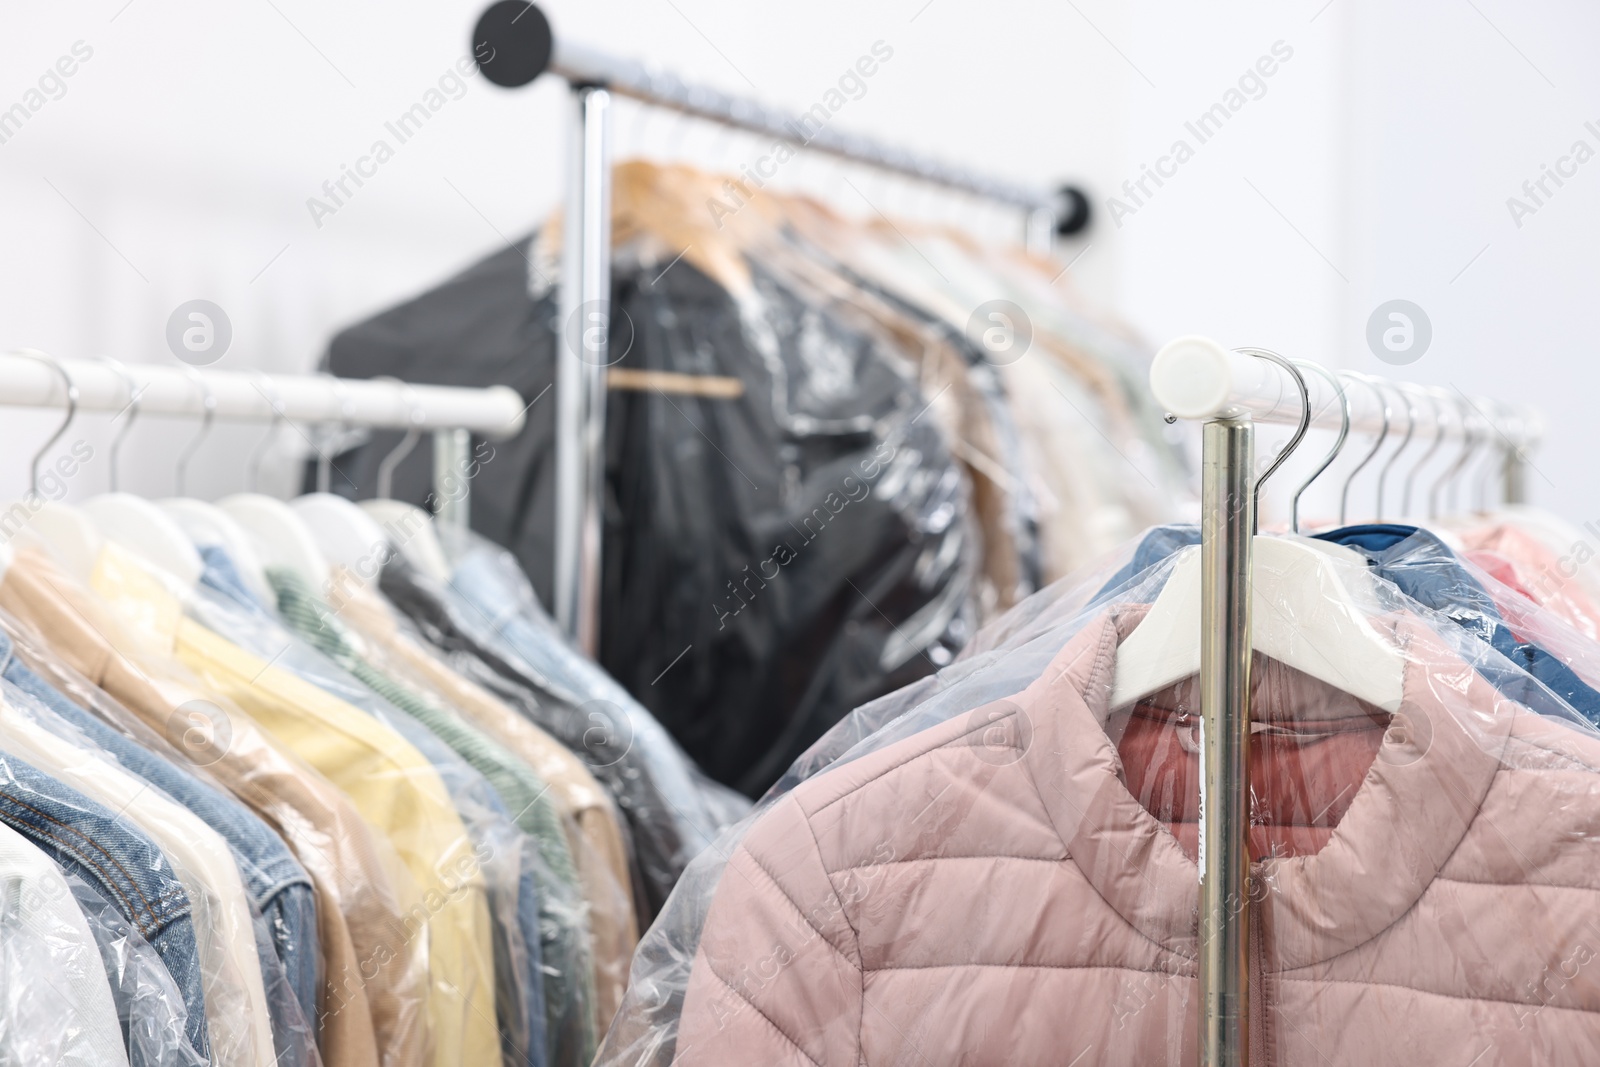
[
  {"x1": 0, "y1": 744, "x2": 210, "y2": 1062},
  {"x1": 0, "y1": 626, "x2": 321, "y2": 1057}
]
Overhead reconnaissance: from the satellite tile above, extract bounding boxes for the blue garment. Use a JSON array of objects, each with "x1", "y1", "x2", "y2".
[
  {"x1": 1314, "y1": 524, "x2": 1600, "y2": 725},
  {"x1": 196, "y1": 545, "x2": 274, "y2": 615},
  {"x1": 0, "y1": 628, "x2": 321, "y2": 1058},
  {"x1": 0, "y1": 745, "x2": 210, "y2": 1062},
  {"x1": 196, "y1": 548, "x2": 550, "y2": 1067},
  {"x1": 1098, "y1": 523, "x2": 1600, "y2": 725}
]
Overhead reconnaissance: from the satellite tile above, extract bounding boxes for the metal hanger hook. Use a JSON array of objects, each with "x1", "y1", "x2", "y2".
[
  {"x1": 1477, "y1": 402, "x2": 1513, "y2": 513},
  {"x1": 1432, "y1": 393, "x2": 1482, "y2": 519},
  {"x1": 1375, "y1": 382, "x2": 1417, "y2": 521},
  {"x1": 175, "y1": 366, "x2": 216, "y2": 497},
  {"x1": 13, "y1": 350, "x2": 79, "y2": 499},
  {"x1": 1338, "y1": 373, "x2": 1390, "y2": 525},
  {"x1": 100, "y1": 357, "x2": 142, "y2": 493},
  {"x1": 318, "y1": 375, "x2": 356, "y2": 494},
  {"x1": 1288, "y1": 359, "x2": 1350, "y2": 534},
  {"x1": 248, "y1": 372, "x2": 287, "y2": 493},
  {"x1": 1400, "y1": 387, "x2": 1445, "y2": 519},
  {"x1": 1233, "y1": 347, "x2": 1310, "y2": 533},
  {"x1": 1423, "y1": 390, "x2": 1466, "y2": 520},
  {"x1": 374, "y1": 376, "x2": 425, "y2": 500}
]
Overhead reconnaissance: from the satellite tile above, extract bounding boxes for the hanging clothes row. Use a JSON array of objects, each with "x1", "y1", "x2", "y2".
[
  {"x1": 590, "y1": 347, "x2": 1600, "y2": 1065},
  {"x1": 0, "y1": 358, "x2": 749, "y2": 1067},
  {"x1": 321, "y1": 158, "x2": 1187, "y2": 798}
]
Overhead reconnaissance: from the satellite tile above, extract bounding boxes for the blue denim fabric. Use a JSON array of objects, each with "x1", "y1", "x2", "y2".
[
  {"x1": 1097, "y1": 523, "x2": 1600, "y2": 724},
  {"x1": 196, "y1": 545, "x2": 274, "y2": 615},
  {"x1": 0, "y1": 746, "x2": 210, "y2": 1061},
  {"x1": 0, "y1": 629, "x2": 321, "y2": 1054},
  {"x1": 196, "y1": 548, "x2": 549, "y2": 1067}
]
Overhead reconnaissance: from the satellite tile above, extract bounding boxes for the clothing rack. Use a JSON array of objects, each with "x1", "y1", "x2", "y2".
[
  {"x1": 1149, "y1": 336, "x2": 1541, "y2": 1067},
  {"x1": 0, "y1": 351, "x2": 526, "y2": 526},
  {"x1": 471, "y1": 0, "x2": 1086, "y2": 653}
]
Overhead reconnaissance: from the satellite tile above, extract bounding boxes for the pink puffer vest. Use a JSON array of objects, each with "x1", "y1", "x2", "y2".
[{"x1": 670, "y1": 607, "x2": 1600, "y2": 1065}]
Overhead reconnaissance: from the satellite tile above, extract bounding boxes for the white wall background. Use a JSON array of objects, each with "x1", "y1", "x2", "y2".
[{"x1": 0, "y1": 0, "x2": 1595, "y2": 530}]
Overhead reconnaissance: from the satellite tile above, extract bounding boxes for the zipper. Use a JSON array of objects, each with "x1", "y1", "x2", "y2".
[{"x1": 1249, "y1": 890, "x2": 1270, "y2": 1067}]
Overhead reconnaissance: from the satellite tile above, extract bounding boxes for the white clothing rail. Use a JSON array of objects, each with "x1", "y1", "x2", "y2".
[
  {"x1": 1150, "y1": 336, "x2": 1541, "y2": 449},
  {"x1": 0, "y1": 353, "x2": 526, "y2": 438}
]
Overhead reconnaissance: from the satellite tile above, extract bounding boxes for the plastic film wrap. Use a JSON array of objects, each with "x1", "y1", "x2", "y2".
[{"x1": 597, "y1": 528, "x2": 1600, "y2": 1065}]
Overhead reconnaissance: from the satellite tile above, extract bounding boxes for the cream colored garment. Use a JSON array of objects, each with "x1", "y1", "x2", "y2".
[
  {"x1": 327, "y1": 568, "x2": 641, "y2": 1031},
  {"x1": 0, "y1": 544, "x2": 410, "y2": 1067},
  {"x1": 0, "y1": 692, "x2": 277, "y2": 1067}
]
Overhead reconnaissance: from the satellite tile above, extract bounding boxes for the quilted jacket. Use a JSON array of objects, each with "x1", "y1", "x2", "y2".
[{"x1": 670, "y1": 605, "x2": 1600, "y2": 1065}]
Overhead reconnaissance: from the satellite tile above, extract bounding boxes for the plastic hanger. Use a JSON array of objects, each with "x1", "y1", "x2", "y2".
[
  {"x1": 1111, "y1": 349, "x2": 1407, "y2": 713},
  {"x1": 160, "y1": 498, "x2": 273, "y2": 603},
  {"x1": 293, "y1": 494, "x2": 390, "y2": 585},
  {"x1": 81, "y1": 365, "x2": 210, "y2": 591},
  {"x1": 7, "y1": 350, "x2": 103, "y2": 582},
  {"x1": 219, "y1": 493, "x2": 331, "y2": 592},
  {"x1": 359, "y1": 499, "x2": 452, "y2": 585},
  {"x1": 294, "y1": 377, "x2": 419, "y2": 583}
]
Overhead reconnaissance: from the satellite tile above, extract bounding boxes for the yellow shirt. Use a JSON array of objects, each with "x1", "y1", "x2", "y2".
[{"x1": 91, "y1": 545, "x2": 499, "y2": 1067}]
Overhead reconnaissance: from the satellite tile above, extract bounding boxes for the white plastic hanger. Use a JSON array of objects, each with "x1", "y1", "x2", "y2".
[
  {"x1": 80, "y1": 364, "x2": 214, "y2": 591},
  {"x1": 4, "y1": 351, "x2": 103, "y2": 583},
  {"x1": 219, "y1": 493, "x2": 332, "y2": 592},
  {"x1": 20, "y1": 502, "x2": 102, "y2": 582},
  {"x1": 81, "y1": 494, "x2": 204, "y2": 591},
  {"x1": 160, "y1": 498, "x2": 273, "y2": 603},
  {"x1": 293, "y1": 493, "x2": 390, "y2": 584},
  {"x1": 359, "y1": 499, "x2": 452, "y2": 584},
  {"x1": 1111, "y1": 349, "x2": 1407, "y2": 713},
  {"x1": 293, "y1": 382, "x2": 419, "y2": 586}
]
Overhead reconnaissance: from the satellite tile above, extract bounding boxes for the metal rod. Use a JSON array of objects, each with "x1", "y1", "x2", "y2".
[
  {"x1": 432, "y1": 427, "x2": 472, "y2": 529},
  {"x1": 550, "y1": 38, "x2": 1056, "y2": 213},
  {"x1": 1199, "y1": 416, "x2": 1254, "y2": 1067},
  {"x1": 554, "y1": 85, "x2": 612, "y2": 653}
]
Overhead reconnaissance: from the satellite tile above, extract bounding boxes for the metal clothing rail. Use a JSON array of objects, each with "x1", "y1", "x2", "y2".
[
  {"x1": 472, "y1": 0, "x2": 1083, "y2": 653},
  {"x1": 1149, "y1": 335, "x2": 1542, "y2": 1067},
  {"x1": 1, "y1": 351, "x2": 526, "y2": 526}
]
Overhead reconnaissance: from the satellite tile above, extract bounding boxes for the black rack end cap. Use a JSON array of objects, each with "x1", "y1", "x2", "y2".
[
  {"x1": 473, "y1": 1, "x2": 553, "y2": 88},
  {"x1": 1055, "y1": 185, "x2": 1091, "y2": 237}
]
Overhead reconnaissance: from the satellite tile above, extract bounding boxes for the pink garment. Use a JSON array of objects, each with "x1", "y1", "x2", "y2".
[
  {"x1": 1462, "y1": 524, "x2": 1600, "y2": 640},
  {"x1": 672, "y1": 607, "x2": 1600, "y2": 1065}
]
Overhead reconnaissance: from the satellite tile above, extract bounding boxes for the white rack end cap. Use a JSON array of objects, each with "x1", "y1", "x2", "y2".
[{"x1": 1150, "y1": 335, "x2": 1234, "y2": 420}]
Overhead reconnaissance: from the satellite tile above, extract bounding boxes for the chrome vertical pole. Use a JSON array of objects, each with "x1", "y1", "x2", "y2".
[
  {"x1": 555, "y1": 84, "x2": 612, "y2": 654},
  {"x1": 432, "y1": 427, "x2": 471, "y2": 529},
  {"x1": 1199, "y1": 415, "x2": 1254, "y2": 1067}
]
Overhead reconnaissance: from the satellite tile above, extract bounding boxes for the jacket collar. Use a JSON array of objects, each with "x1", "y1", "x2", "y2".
[{"x1": 1019, "y1": 603, "x2": 1514, "y2": 967}]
